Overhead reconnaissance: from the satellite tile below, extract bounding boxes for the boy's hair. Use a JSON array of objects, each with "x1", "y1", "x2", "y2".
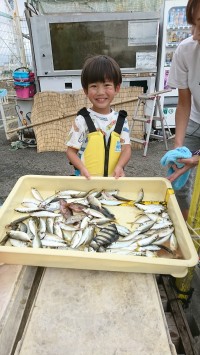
[
  {"x1": 81, "y1": 55, "x2": 122, "y2": 91},
  {"x1": 186, "y1": 0, "x2": 199, "y2": 25}
]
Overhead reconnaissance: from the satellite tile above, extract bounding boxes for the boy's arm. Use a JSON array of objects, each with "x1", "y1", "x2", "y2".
[
  {"x1": 66, "y1": 147, "x2": 91, "y2": 179},
  {"x1": 113, "y1": 144, "x2": 132, "y2": 179}
]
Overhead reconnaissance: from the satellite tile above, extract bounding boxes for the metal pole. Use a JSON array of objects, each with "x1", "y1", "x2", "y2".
[
  {"x1": 13, "y1": 0, "x2": 27, "y2": 67},
  {"x1": 175, "y1": 162, "x2": 200, "y2": 304}
]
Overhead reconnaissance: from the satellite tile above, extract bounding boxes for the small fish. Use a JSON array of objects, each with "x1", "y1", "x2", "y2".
[
  {"x1": 7, "y1": 230, "x2": 31, "y2": 242},
  {"x1": 32, "y1": 233, "x2": 42, "y2": 248},
  {"x1": 151, "y1": 220, "x2": 173, "y2": 230},
  {"x1": 6, "y1": 216, "x2": 30, "y2": 230},
  {"x1": 28, "y1": 218, "x2": 38, "y2": 238},
  {"x1": 9, "y1": 238, "x2": 28, "y2": 247},
  {"x1": 170, "y1": 233, "x2": 178, "y2": 251},
  {"x1": 123, "y1": 220, "x2": 155, "y2": 240},
  {"x1": 136, "y1": 234, "x2": 158, "y2": 247},
  {"x1": 83, "y1": 208, "x2": 105, "y2": 219},
  {"x1": 87, "y1": 194, "x2": 102, "y2": 209},
  {"x1": 98, "y1": 199, "x2": 123, "y2": 206},
  {"x1": 93, "y1": 224, "x2": 119, "y2": 248},
  {"x1": 134, "y1": 203, "x2": 165, "y2": 214},
  {"x1": 30, "y1": 211, "x2": 61, "y2": 218},
  {"x1": 115, "y1": 224, "x2": 132, "y2": 237},
  {"x1": 31, "y1": 188, "x2": 44, "y2": 202},
  {"x1": 41, "y1": 240, "x2": 66, "y2": 248},
  {"x1": 134, "y1": 188, "x2": 144, "y2": 204},
  {"x1": 15, "y1": 207, "x2": 42, "y2": 213},
  {"x1": 71, "y1": 230, "x2": 83, "y2": 248}
]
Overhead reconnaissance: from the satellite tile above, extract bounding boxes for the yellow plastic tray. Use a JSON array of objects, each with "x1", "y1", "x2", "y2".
[{"x1": 0, "y1": 175, "x2": 198, "y2": 277}]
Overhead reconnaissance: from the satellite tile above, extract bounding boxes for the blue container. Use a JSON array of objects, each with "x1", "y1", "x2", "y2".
[
  {"x1": 13, "y1": 72, "x2": 30, "y2": 80},
  {"x1": 13, "y1": 67, "x2": 30, "y2": 80},
  {"x1": 0, "y1": 89, "x2": 7, "y2": 98},
  {"x1": 14, "y1": 81, "x2": 32, "y2": 87}
]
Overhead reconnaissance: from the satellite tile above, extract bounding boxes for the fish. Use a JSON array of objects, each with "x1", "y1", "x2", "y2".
[
  {"x1": 9, "y1": 238, "x2": 28, "y2": 247},
  {"x1": 32, "y1": 233, "x2": 42, "y2": 248},
  {"x1": 3, "y1": 186, "x2": 180, "y2": 259},
  {"x1": 71, "y1": 230, "x2": 83, "y2": 248},
  {"x1": 123, "y1": 220, "x2": 155, "y2": 240},
  {"x1": 15, "y1": 207, "x2": 43, "y2": 213},
  {"x1": 83, "y1": 208, "x2": 106, "y2": 219},
  {"x1": 98, "y1": 199, "x2": 123, "y2": 206},
  {"x1": 7, "y1": 230, "x2": 32, "y2": 242},
  {"x1": 93, "y1": 224, "x2": 119, "y2": 248},
  {"x1": 134, "y1": 188, "x2": 144, "y2": 204},
  {"x1": 30, "y1": 211, "x2": 61, "y2": 218},
  {"x1": 115, "y1": 224, "x2": 132, "y2": 237},
  {"x1": 170, "y1": 233, "x2": 178, "y2": 251},
  {"x1": 31, "y1": 187, "x2": 44, "y2": 202},
  {"x1": 134, "y1": 203, "x2": 165, "y2": 214}
]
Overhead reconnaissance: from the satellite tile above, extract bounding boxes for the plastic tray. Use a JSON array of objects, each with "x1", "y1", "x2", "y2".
[{"x1": 0, "y1": 175, "x2": 198, "y2": 277}]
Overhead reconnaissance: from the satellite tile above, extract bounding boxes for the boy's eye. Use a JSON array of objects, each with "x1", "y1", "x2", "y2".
[
  {"x1": 105, "y1": 83, "x2": 113, "y2": 87},
  {"x1": 89, "y1": 84, "x2": 97, "y2": 88}
]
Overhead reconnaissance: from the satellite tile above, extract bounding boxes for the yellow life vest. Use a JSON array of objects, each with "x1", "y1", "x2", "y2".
[{"x1": 77, "y1": 107, "x2": 127, "y2": 177}]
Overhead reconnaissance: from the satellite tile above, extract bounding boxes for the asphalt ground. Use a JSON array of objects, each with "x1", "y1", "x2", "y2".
[{"x1": 0, "y1": 127, "x2": 174, "y2": 204}]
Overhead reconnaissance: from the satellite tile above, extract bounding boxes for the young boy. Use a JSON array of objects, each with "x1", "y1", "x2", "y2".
[{"x1": 66, "y1": 55, "x2": 131, "y2": 179}]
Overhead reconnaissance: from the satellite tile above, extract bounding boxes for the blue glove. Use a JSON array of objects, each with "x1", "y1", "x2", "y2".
[{"x1": 160, "y1": 146, "x2": 192, "y2": 190}]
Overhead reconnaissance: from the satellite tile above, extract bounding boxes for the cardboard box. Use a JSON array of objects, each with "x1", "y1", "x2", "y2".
[{"x1": 0, "y1": 175, "x2": 198, "y2": 277}]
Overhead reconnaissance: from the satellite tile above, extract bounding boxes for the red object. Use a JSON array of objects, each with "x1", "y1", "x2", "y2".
[{"x1": 15, "y1": 84, "x2": 35, "y2": 99}]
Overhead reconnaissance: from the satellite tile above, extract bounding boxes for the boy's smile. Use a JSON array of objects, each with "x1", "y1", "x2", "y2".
[{"x1": 85, "y1": 81, "x2": 120, "y2": 115}]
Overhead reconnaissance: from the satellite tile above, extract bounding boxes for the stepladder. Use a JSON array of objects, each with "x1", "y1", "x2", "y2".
[{"x1": 130, "y1": 89, "x2": 172, "y2": 157}]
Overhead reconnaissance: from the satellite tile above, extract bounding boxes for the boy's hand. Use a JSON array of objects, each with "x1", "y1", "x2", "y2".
[
  {"x1": 113, "y1": 166, "x2": 125, "y2": 179},
  {"x1": 80, "y1": 166, "x2": 91, "y2": 179}
]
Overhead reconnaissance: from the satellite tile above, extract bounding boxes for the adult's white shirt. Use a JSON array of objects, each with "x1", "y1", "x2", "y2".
[{"x1": 168, "y1": 36, "x2": 200, "y2": 124}]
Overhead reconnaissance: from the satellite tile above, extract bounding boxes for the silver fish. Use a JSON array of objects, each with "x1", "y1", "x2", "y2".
[
  {"x1": 41, "y1": 240, "x2": 66, "y2": 248},
  {"x1": 98, "y1": 199, "x2": 123, "y2": 206},
  {"x1": 134, "y1": 203, "x2": 165, "y2": 214},
  {"x1": 123, "y1": 220, "x2": 155, "y2": 240},
  {"x1": 7, "y1": 230, "x2": 31, "y2": 242},
  {"x1": 170, "y1": 233, "x2": 178, "y2": 251},
  {"x1": 151, "y1": 220, "x2": 173, "y2": 230},
  {"x1": 71, "y1": 230, "x2": 83, "y2": 248},
  {"x1": 134, "y1": 188, "x2": 144, "y2": 204},
  {"x1": 31, "y1": 187, "x2": 44, "y2": 202},
  {"x1": 15, "y1": 207, "x2": 42, "y2": 213},
  {"x1": 30, "y1": 211, "x2": 61, "y2": 218},
  {"x1": 32, "y1": 233, "x2": 42, "y2": 248},
  {"x1": 83, "y1": 208, "x2": 105, "y2": 219},
  {"x1": 9, "y1": 238, "x2": 28, "y2": 247}
]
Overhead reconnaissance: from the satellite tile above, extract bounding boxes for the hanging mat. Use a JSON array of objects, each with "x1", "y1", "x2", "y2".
[{"x1": 30, "y1": 87, "x2": 144, "y2": 153}]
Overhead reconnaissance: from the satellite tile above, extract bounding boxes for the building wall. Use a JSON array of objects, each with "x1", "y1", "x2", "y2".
[{"x1": 38, "y1": 0, "x2": 164, "y2": 14}]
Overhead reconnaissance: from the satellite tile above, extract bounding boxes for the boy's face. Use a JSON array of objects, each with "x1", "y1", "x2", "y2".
[{"x1": 84, "y1": 80, "x2": 120, "y2": 115}]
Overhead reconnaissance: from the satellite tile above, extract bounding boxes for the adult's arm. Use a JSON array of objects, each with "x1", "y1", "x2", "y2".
[{"x1": 174, "y1": 88, "x2": 191, "y2": 148}]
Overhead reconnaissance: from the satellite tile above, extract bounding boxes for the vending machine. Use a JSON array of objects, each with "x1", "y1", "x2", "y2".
[{"x1": 156, "y1": 0, "x2": 192, "y2": 128}]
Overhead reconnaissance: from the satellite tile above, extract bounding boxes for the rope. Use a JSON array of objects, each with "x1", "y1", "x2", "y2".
[{"x1": 186, "y1": 221, "x2": 200, "y2": 248}]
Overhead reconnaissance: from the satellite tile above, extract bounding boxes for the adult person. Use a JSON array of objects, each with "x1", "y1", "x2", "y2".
[
  {"x1": 164, "y1": 0, "x2": 200, "y2": 220},
  {"x1": 66, "y1": 55, "x2": 131, "y2": 179}
]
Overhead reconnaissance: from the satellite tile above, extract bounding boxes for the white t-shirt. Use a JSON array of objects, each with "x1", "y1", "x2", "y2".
[
  {"x1": 66, "y1": 108, "x2": 131, "y2": 160},
  {"x1": 168, "y1": 36, "x2": 200, "y2": 124}
]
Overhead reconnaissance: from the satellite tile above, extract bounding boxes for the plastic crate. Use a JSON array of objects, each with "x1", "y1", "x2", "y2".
[{"x1": 0, "y1": 175, "x2": 198, "y2": 277}]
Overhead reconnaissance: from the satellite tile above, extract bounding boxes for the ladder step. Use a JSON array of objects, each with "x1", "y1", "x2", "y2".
[
  {"x1": 150, "y1": 133, "x2": 164, "y2": 139},
  {"x1": 152, "y1": 116, "x2": 163, "y2": 121},
  {"x1": 132, "y1": 117, "x2": 148, "y2": 123},
  {"x1": 130, "y1": 137, "x2": 145, "y2": 144}
]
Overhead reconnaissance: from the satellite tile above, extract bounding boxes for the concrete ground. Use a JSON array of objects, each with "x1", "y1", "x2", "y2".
[{"x1": 0, "y1": 126, "x2": 200, "y2": 351}]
